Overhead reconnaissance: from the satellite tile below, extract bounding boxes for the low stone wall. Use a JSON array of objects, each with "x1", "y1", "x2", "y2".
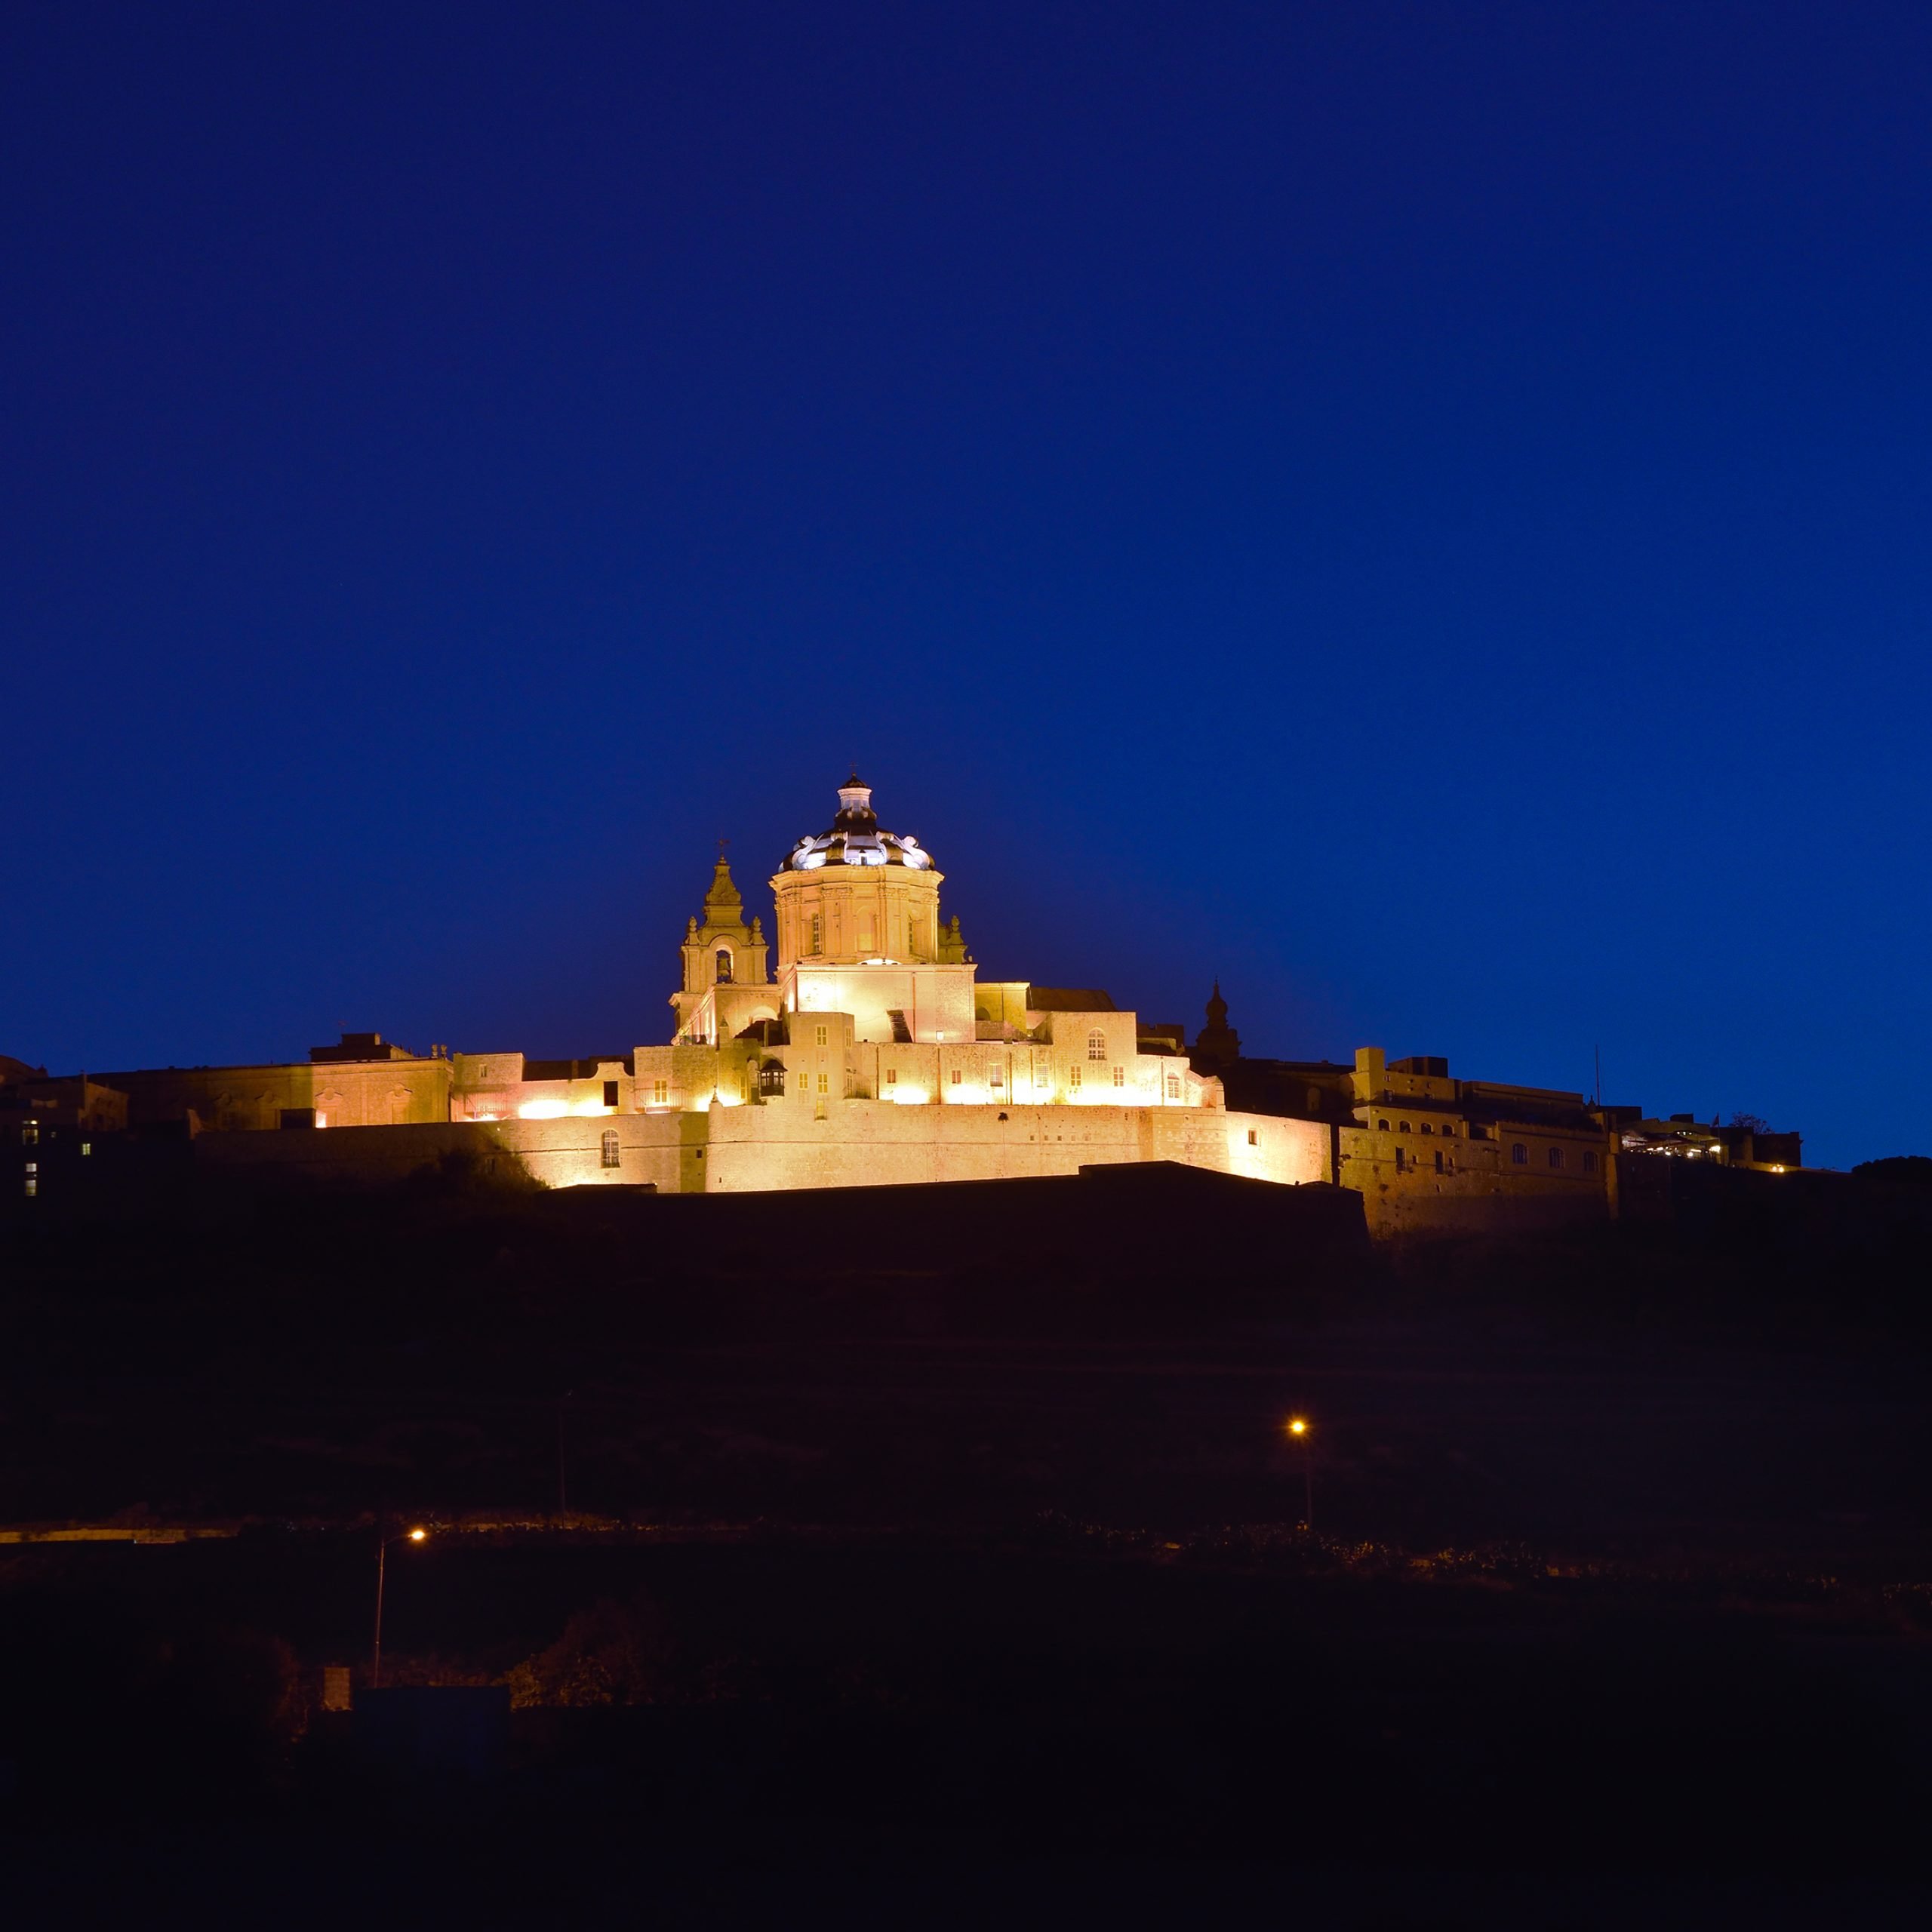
[{"x1": 184, "y1": 1101, "x2": 1329, "y2": 1198}]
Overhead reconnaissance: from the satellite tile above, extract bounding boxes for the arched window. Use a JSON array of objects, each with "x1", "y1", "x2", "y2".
[
  {"x1": 1548, "y1": 1146, "x2": 1564, "y2": 1170},
  {"x1": 1420, "y1": 1122, "x2": 1433, "y2": 1134},
  {"x1": 1087, "y1": 1029, "x2": 1106, "y2": 1061},
  {"x1": 1378, "y1": 1118, "x2": 1391, "y2": 1132},
  {"x1": 715, "y1": 949, "x2": 733, "y2": 983},
  {"x1": 809, "y1": 914, "x2": 823, "y2": 954},
  {"x1": 1511, "y1": 1143, "x2": 1527, "y2": 1165},
  {"x1": 600, "y1": 1130, "x2": 620, "y2": 1169},
  {"x1": 1398, "y1": 1121, "x2": 1411, "y2": 1134}
]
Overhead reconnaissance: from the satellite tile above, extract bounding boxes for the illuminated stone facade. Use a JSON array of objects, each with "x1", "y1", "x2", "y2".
[{"x1": 42, "y1": 779, "x2": 1327, "y2": 1198}]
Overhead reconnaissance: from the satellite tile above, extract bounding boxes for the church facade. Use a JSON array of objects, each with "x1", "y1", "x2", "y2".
[{"x1": 55, "y1": 778, "x2": 1327, "y2": 1196}]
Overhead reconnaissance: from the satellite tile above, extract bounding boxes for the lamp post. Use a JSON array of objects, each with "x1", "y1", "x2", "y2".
[
  {"x1": 371, "y1": 1526, "x2": 427, "y2": 1688},
  {"x1": 1287, "y1": 1417, "x2": 1313, "y2": 1531}
]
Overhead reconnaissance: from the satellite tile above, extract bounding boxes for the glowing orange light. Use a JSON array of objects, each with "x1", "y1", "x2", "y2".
[
  {"x1": 408, "y1": 1528, "x2": 426, "y2": 1542},
  {"x1": 1287, "y1": 1417, "x2": 1309, "y2": 1438}
]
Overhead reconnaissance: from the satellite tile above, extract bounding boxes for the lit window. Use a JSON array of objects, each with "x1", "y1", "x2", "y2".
[
  {"x1": 81, "y1": 1142, "x2": 91, "y2": 1156},
  {"x1": 22, "y1": 1124, "x2": 37, "y2": 1146},
  {"x1": 815, "y1": 1026, "x2": 828, "y2": 1048},
  {"x1": 1069, "y1": 1066, "x2": 1081, "y2": 1090},
  {"x1": 1166, "y1": 1074, "x2": 1180, "y2": 1099},
  {"x1": 653, "y1": 1078, "x2": 669, "y2": 1105},
  {"x1": 885, "y1": 1069, "x2": 897, "y2": 1086},
  {"x1": 600, "y1": 1130, "x2": 620, "y2": 1169},
  {"x1": 1548, "y1": 1146, "x2": 1564, "y2": 1170},
  {"x1": 1112, "y1": 1066, "x2": 1124, "y2": 1088},
  {"x1": 1511, "y1": 1143, "x2": 1527, "y2": 1165},
  {"x1": 1087, "y1": 1029, "x2": 1106, "y2": 1061},
  {"x1": 23, "y1": 1171, "x2": 35, "y2": 1198}
]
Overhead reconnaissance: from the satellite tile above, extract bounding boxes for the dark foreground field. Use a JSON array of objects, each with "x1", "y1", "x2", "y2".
[{"x1": 3, "y1": 1163, "x2": 1930, "y2": 1921}]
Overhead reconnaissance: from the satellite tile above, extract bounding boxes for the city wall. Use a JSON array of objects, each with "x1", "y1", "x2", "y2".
[{"x1": 186, "y1": 1102, "x2": 1327, "y2": 1195}]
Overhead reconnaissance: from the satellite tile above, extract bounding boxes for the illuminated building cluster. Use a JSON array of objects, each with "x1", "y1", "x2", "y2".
[{"x1": 2, "y1": 776, "x2": 1802, "y2": 1220}]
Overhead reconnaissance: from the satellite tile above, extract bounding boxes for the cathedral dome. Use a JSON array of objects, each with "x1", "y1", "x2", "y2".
[{"x1": 780, "y1": 776, "x2": 934, "y2": 873}]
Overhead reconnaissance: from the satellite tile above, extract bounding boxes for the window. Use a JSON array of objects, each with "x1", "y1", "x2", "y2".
[
  {"x1": 817, "y1": 1072, "x2": 829, "y2": 1095},
  {"x1": 1511, "y1": 1143, "x2": 1527, "y2": 1165},
  {"x1": 1087, "y1": 1029, "x2": 1106, "y2": 1060},
  {"x1": 22, "y1": 1124, "x2": 37, "y2": 1146},
  {"x1": 1583, "y1": 1150, "x2": 1598, "y2": 1174},
  {"x1": 80, "y1": 1143, "x2": 91, "y2": 1157},
  {"x1": 1441, "y1": 1124, "x2": 1454, "y2": 1137},
  {"x1": 653, "y1": 1078, "x2": 669, "y2": 1106},
  {"x1": 602, "y1": 1079, "x2": 620, "y2": 1108},
  {"x1": 951, "y1": 1068, "x2": 961, "y2": 1085},
  {"x1": 1548, "y1": 1146, "x2": 1564, "y2": 1170},
  {"x1": 715, "y1": 948, "x2": 733, "y2": 983},
  {"x1": 1398, "y1": 1121, "x2": 1411, "y2": 1134},
  {"x1": 1069, "y1": 1066, "x2": 1082, "y2": 1090},
  {"x1": 1166, "y1": 1074, "x2": 1181, "y2": 1099},
  {"x1": 815, "y1": 1026, "x2": 828, "y2": 1048},
  {"x1": 1395, "y1": 1147, "x2": 1406, "y2": 1173},
  {"x1": 1112, "y1": 1066, "x2": 1124, "y2": 1088},
  {"x1": 797, "y1": 1072, "x2": 808, "y2": 1093},
  {"x1": 810, "y1": 914, "x2": 823, "y2": 953},
  {"x1": 1247, "y1": 1129, "x2": 1257, "y2": 1146},
  {"x1": 1420, "y1": 1122, "x2": 1433, "y2": 1135},
  {"x1": 909, "y1": 915, "x2": 917, "y2": 954},
  {"x1": 989, "y1": 1067, "x2": 1003, "y2": 1088},
  {"x1": 600, "y1": 1130, "x2": 620, "y2": 1169},
  {"x1": 23, "y1": 1166, "x2": 36, "y2": 1198},
  {"x1": 1434, "y1": 1150, "x2": 1444, "y2": 1174},
  {"x1": 885, "y1": 1069, "x2": 897, "y2": 1087},
  {"x1": 1378, "y1": 1119, "x2": 1390, "y2": 1131}
]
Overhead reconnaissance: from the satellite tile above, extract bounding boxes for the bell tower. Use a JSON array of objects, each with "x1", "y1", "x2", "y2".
[{"x1": 671, "y1": 851, "x2": 768, "y2": 1038}]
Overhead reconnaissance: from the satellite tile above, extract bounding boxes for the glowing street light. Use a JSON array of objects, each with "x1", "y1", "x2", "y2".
[
  {"x1": 371, "y1": 1525, "x2": 429, "y2": 1688},
  {"x1": 1285, "y1": 1417, "x2": 1314, "y2": 1531}
]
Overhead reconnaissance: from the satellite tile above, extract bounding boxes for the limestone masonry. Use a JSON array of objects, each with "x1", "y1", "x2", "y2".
[{"x1": 3, "y1": 776, "x2": 1803, "y2": 1230}]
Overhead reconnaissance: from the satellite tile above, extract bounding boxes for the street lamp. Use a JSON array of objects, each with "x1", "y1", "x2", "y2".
[
  {"x1": 372, "y1": 1526, "x2": 428, "y2": 1688},
  {"x1": 1286, "y1": 1417, "x2": 1313, "y2": 1531}
]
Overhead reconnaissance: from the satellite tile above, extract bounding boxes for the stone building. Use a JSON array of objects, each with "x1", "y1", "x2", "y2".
[
  {"x1": 7, "y1": 775, "x2": 1802, "y2": 1224},
  {"x1": 17, "y1": 778, "x2": 1327, "y2": 1199}
]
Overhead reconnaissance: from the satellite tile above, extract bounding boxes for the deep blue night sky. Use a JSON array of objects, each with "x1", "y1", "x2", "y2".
[{"x1": 5, "y1": 2, "x2": 1928, "y2": 1168}]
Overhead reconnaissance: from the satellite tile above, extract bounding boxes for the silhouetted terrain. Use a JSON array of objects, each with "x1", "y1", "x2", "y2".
[{"x1": 4, "y1": 1163, "x2": 1930, "y2": 1917}]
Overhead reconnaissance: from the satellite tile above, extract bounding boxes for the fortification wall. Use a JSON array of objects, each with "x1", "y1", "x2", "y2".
[{"x1": 184, "y1": 1102, "x2": 1327, "y2": 1198}]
